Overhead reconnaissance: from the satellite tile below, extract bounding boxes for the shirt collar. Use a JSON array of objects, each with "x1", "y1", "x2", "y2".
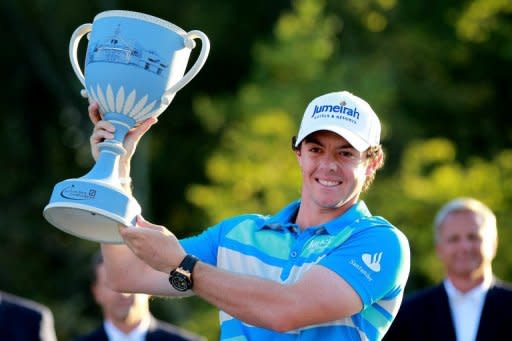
[
  {"x1": 260, "y1": 200, "x2": 371, "y2": 235},
  {"x1": 322, "y1": 201, "x2": 372, "y2": 234},
  {"x1": 444, "y1": 277, "x2": 492, "y2": 302},
  {"x1": 104, "y1": 315, "x2": 151, "y2": 341}
]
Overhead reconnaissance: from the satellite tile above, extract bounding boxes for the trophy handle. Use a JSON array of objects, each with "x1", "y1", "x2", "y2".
[
  {"x1": 69, "y1": 23, "x2": 92, "y2": 97},
  {"x1": 163, "y1": 30, "x2": 210, "y2": 99}
]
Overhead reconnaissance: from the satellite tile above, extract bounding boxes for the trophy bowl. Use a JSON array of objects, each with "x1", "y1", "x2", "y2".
[{"x1": 43, "y1": 10, "x2": 210, "y2": 243}]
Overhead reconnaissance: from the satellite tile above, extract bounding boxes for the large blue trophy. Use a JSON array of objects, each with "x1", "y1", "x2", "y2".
[{"x1": 43, "y1": 10, "x2": 210, "y2": 243}]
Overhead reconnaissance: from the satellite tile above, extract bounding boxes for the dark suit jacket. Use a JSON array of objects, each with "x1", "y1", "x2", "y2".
[
  {"x1": 0, "y1": 290, "x2": 57, "y2": 341},
  {"x1": 72, "y1": 315, "x2": 205, "y2": 341},
  {"x1": 383, "y1": 279, "x2": 512, "y2": 341}
]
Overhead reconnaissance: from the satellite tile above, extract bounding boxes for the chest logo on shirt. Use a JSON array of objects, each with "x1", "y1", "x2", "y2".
[
  {"x1": 300, "y1": 235, "x2": 335, "y2": 258},
  {"x1": 361, "y1": 252, "x2": 383, "y2": 272}
]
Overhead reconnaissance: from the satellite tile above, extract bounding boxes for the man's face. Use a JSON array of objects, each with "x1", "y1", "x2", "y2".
[
  {"x1": 295, "y1": 131, "x2": 375, "y2": 213},
  {"x1": 92, "y1": 264, "x2": 149, "y2": 323},
  {"x1": 436, "y1": 210, "x2": 496, "y2": 279}
]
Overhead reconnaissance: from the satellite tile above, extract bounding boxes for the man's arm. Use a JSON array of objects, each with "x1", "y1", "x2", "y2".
[
  {"x1": 88, "y1": 102, "x2": 171, "y2": 294},
  {"x1": 100, "y1": 243, "x2": 179, "y2": 296},
  {"x1": 88, "y1": 102, "x2": 156, "y2": 195},
  {"x1": 118, "y1": 218, "x2": 363, "y2": 331},
  {"x1": 193, "y1": 261, "x2": 362, "y2": 332}
]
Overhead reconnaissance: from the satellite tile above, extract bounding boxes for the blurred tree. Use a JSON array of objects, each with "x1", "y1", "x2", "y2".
[{"x1": 378, "y1": 0, "x2": 512, "y2": 167}]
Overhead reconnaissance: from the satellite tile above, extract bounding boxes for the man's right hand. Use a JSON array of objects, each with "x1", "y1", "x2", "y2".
[{"x1": 88, "y1": 102, "x2": 158, "y2": 173}]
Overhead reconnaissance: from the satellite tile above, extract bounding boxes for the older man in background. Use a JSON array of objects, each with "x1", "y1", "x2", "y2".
[{"x1": 384, "y1": 197, "x2": 512, "y2": 341}]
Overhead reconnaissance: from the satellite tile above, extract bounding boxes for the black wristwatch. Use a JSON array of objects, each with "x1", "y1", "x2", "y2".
[{"x1": 169, "y1": 255, "x2": 199, "y2": 291}]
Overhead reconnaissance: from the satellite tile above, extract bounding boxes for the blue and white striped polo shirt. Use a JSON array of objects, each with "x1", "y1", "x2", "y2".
[{"x1": 181, "y1": 200, "x2": 410, "y2": 340}]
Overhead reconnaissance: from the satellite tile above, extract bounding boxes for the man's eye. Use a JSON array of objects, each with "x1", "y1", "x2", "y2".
[
  {"x1": 468, "y1": 234, "x2": 481, "y2": 242},
  {"x1": 341, "y1": 151, "x2": 354, "y2": 158},
  {"x1": 447, "y1": 236, "x2": 459, "y2": 243}
]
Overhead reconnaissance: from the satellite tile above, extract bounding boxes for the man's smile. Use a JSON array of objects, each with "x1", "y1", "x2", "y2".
[{"x1": 316, "y1": 178, "x2": 342, "y2": 187}]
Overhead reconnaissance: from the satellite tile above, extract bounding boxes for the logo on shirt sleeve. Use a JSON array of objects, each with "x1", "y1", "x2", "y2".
[{"x1": 361, "y1": 252, "x2": 383, "y2": 272}]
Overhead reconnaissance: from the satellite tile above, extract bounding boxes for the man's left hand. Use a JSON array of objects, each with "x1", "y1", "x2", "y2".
[{"x1": 119, "y1": 216, "x2": 185, "y2": 274}]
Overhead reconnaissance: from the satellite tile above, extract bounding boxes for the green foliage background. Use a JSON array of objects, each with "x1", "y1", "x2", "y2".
[{"x1": 0, "y1": 0, "x2": 511, "y2": 340}]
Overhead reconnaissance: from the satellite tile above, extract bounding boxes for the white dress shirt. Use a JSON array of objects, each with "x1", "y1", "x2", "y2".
[
  {"x1": 104, "y1": 316, "x2": 151, "y2": 341},
  {"x1": 444, "y1": 278, "x2": 492, "y2": 341}
]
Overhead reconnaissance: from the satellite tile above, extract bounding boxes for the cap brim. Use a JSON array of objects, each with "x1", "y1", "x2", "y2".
[{"x1": 296, "y1": 125, "x2": 370, "y2": 152}]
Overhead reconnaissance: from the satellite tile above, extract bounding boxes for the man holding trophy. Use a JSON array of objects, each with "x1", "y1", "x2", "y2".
[
  {"x1": 88, "y1": 90, "x2": 410, "y2": 341},
  {"x1": 43, "y1": 8, "x2": 408, "y2": 340}
]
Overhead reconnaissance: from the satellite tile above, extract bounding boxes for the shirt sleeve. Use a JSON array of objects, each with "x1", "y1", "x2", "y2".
[
  {"x1": 319, "y1": 225, "x2": 410, "y2": 307},
  {"x1": 180, "y1": 223, "x2": 222, "y2": 266}
]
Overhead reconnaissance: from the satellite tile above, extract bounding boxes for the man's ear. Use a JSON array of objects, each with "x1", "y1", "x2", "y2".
[
  {"x1": 91, "y1": 283, "x2": 102, "y2": 304},
  {"x1": 294, "y1": 145, "x2": 303, "y2": 168},
  {"x1": 292, "y1": 136, "x2": 302, "y2": 157},
  {"x1": 295, "y1": 148, "x2": 302, "y2": 164},
  {"x1": 365, "y1": 149, "x2": 383, "y2": 176},
  {"x1": 435, "y1": 242, "x2": 443, "y2": 261}
]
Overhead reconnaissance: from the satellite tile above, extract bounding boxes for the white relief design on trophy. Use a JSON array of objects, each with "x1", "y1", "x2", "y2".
[
  {"x1": 106, "y1": 85, "x2": 115, "y2": 112},
  {"x1": 132, "y1": 98, "x2": 156, "y2": 120},
  {"x1": 88, "y1": 84, "x2": 157, "y2": 121},
  {"x1": 95, "y1": 85, "x2": 108, "y2": 114},
  {"x1": 129, "y1": 94, "x2": 148, "y2": 116},
  {"x1": 116, "y1": 87, "x2": 125, "y2": 113},
  {"x1": 123, "y1": 90, "x2": 136, "y2": 114}
]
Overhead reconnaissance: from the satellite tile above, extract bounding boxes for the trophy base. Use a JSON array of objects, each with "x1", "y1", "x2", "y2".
[{"x1": 43, "y1": 178, "x2": 141, "y2": 244}]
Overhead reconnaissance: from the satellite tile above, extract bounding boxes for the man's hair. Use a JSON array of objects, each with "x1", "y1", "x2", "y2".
[
  {"x1": 433, "y1": 197, "x2": 497, "y2": 243},
  {"x1": 362, "y1": 145, "x2": 384, "y2": 192},
  {"x1": 292, "y1": 136, "x2": 384, "y2": 192}
]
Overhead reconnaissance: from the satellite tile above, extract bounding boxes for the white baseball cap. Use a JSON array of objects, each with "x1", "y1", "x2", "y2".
[{"x1": 294, "y1": 91, "x2": 381, "y2": 152}]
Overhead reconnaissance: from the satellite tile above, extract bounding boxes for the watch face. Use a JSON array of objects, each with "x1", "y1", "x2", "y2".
[{"x1": 170, "y1": 271, "x2": 191, "y2": 291}]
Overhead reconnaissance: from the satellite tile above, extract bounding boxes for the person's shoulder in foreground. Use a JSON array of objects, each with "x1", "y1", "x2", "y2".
[{"x1": 0, "y1": 290, "x2": 57, "y2": 341}]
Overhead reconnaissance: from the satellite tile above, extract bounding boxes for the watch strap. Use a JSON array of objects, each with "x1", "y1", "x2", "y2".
[
  {"x1": 179, "y1": 254, "x2": 199, "y2": 273},
  {"x1": 169, "y1": 255, "x2": 199, "y2": 291}
]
